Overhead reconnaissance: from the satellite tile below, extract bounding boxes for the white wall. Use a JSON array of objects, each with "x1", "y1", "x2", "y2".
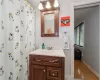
[
  {"x1": 75, "y1": 6, "x2": 100, "y2": 75},
  {"x1": 35, "y1": 0, "x2": 74, "y2": 79}
]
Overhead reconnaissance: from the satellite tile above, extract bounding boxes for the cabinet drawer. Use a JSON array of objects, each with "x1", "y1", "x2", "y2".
[
  {"x1": 47, "y1": 67, "x2": 61, "y2": 80},
  {"x1": 30, "y1": 55, "x2": 62, "y2": 67}
]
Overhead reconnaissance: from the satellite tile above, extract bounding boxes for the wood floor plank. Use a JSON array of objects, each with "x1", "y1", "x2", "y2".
[{"x1": 74, "y1": 60, "x2": 99, "y2": 80}]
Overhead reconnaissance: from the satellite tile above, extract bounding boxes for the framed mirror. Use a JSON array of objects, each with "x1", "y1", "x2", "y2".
[{"x1": 41, "y1": 10, "x2": 59, "y2": 37}]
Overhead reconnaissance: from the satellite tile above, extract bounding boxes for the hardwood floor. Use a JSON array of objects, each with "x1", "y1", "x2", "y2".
[{"x1": 74, "y1": 60, "x2": 99, "y2": 80}]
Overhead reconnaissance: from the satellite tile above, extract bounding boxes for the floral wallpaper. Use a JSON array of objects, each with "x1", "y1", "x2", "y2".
[{"x1": 0, "y1": 0, "x2": 35, "y2": 80}]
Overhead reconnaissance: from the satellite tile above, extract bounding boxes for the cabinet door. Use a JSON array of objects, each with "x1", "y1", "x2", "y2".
[
  {"x1": 31, "y1": 65, "x2": 46, "y2": 80},
  {"x1": 47, "y1": 67, "x2": 61, "y2": 80}
]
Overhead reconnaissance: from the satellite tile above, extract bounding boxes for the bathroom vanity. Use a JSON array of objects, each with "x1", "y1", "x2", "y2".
[{"x1": 29, "y1": 49, "x2": 65, "y2": 80}]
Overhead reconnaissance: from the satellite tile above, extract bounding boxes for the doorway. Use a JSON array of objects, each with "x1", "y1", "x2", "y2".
[{"x1": 74, "y1": 5, "x2": 100, "y2": 80}]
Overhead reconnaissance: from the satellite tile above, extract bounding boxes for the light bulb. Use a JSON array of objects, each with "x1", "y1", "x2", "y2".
[
  {"x1": 38, "y1": 3, "x2": 43, "y2": 10},
  {"x1": 54, "y1": 0, "x2": 59, "y2": 8},
  {"x1": 46, "y1": 1, "x2": 51, "y2": 9}
]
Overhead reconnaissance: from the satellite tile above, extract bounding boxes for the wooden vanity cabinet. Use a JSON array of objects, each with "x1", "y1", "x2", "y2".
[{"x1": 29, "y1": 55, "x2": 65, "y2": 80}]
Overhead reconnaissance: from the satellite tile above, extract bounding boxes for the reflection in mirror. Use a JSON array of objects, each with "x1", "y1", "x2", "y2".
[{"x1": 44, "y1": 13, "x2": 55, "y2": 34}]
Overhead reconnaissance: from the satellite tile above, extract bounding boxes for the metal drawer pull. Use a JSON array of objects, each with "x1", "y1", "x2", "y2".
[
  {"x1": 49, "y1": 61, "x2": 55, "y2": 63},
  {"x1": 49, "y1": 60, "x2": 58, "y2": 63},
  {"x1": 35, "y1": 59, "x2": 42, "y2": 62}
]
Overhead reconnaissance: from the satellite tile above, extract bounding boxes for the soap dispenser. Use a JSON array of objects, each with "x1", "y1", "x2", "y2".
[{"x1": 42, "y1": 43, "x2": 45, "y2": 49}]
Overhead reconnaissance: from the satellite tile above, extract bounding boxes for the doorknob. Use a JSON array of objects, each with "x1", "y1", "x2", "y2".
[
  {"x1": 43, "y1": 70, "x2": 46, "y2": 72},
  {"x1": 52, "y1": 73, "x2": 55, "y2": 76}
]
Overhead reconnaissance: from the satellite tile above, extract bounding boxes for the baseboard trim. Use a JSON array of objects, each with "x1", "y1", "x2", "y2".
[
  {"x1": 82, "y1": 60, "x2": 99, "y2": 78},
  {"x1": 65, "y1": 75, "x2": 74, "y2": 80}
]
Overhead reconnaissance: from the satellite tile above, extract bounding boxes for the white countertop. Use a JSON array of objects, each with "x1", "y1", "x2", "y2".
[{"x1": 29, "y1": 49, "x2": 65, "y2": 57}]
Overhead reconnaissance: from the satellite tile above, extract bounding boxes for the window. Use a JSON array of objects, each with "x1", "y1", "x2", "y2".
[
  {"x1": 80, "y1": 23, "x2": 84, "y2": 46},
  {"x1": 74, "y1": 22, "x2": 84, "y2": 47},
  {"x1": 76, "y1": 26, "x2": 79, "y2": 45}
]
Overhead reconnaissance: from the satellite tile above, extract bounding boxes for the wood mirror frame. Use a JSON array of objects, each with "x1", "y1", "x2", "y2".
[{"x1": 41, "y1": 10, "x2": 59, "y2": 37}]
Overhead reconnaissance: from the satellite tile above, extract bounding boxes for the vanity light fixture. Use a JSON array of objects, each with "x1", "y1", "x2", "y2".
[
  {"x1": 46, "y1": 1, "x2": 51, "y2": 9},
  {"x1": 54, "y1": 0, "x2": 59, "y2": 8},
  {"x1": 38, "y1": 2, "x2": 43, "y2": 10},
  {"x1": 38, "y1": 0, "x2": 60, "y2": 10}
]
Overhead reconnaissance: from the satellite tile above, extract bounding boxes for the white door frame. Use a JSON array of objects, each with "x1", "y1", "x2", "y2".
[{"x1": 72, "y1": 0, "x2": 100, "y2": 79}]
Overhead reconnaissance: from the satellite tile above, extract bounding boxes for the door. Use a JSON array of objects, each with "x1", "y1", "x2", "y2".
[{"x1": 31, "y1": 65, "x2": 46, "y2": 80}]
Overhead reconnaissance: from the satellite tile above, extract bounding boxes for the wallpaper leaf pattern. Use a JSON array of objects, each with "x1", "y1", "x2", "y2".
[
  {"x1": 0, "y1": 0, "x2": 35, "y2": 80},
  {"x1": 0, "y1": 66, "x2": 4, "y2": 76}
]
